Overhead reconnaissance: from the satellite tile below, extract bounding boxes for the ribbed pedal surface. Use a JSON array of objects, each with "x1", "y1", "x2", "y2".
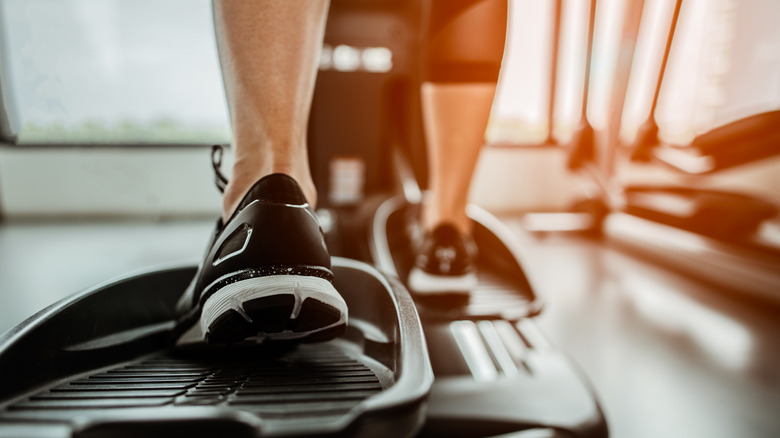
[{"x1": 5, "y1": 344, "x2": 382, "y2": 418}]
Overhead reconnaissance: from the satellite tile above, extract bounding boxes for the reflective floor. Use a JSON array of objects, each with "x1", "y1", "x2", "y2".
[{"x1": 1, "y1": 218, "x2": 779, "y2": 438}]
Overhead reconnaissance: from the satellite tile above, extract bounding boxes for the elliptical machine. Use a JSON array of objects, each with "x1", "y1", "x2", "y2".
[{"x1": 0, "y1": 1, "x2": 608, "y2": 436}]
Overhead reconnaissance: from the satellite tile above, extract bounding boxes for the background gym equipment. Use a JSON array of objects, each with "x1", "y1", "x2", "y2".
[{"x1": 517, "y1": 0, "x2": 780, "y2": 303}]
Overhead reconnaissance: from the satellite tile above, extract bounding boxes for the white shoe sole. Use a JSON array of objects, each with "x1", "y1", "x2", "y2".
[
  {"x1": 408, "y1": 268, "x2": 477, "y2": 295},
  {"x1": 191, "y1": 275, "x2": 347, "y2": 343}
]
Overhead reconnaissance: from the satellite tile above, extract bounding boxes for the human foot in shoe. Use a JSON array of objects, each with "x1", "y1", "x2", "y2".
[
  {"x1": 407, "y1": 223, "x2": 478, "y2": 296},
  {"x1": 176, "y1": 172, "x2": 347, "y2": 344}
]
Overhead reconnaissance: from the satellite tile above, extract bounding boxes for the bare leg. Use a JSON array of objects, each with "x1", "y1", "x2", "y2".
[
  {"x1": 213, "y1": 0, "x2": 328, "y2": 220},
  {"x1": 419, "y1": 0, "x2": 506, "y2": 236},
  {"x1": 421, "y1": 82, "x2": 497, "y2": 235},
  {"x1": 176, "y1": 0, "x2": 346, "y2": 345}
]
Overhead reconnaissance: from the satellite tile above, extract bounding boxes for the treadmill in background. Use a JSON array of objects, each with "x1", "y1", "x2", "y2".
[
  {"x1": 610, "y1": 0, "x2": 780, "y2": 302},
  {"x1": 542, "y1": 0, "x2": 780, "y2": 302}
]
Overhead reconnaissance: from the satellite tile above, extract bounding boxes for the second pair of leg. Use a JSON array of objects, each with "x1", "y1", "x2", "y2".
[{"x1": 408, "y1": 0, "x2": 508, "y2": 295}]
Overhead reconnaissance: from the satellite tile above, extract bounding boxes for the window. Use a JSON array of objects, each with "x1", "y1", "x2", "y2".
[
  {"x1": 491, "y1": 0, "x2": 780, "y2": 147},
  {"x1": 3, "y1": 0, "x2": 779, "y2": 147},
  {"x1": 2, "y1": 0, "x2": 230, "y2": 144}
]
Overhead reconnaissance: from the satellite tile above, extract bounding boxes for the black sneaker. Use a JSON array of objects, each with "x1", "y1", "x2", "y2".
[
  {"x1": 407, "y1": 223, "x2": 478, "y2": 295},
  {"x1": 176, "y1": 165, "x2": 347, "y2": 344}
]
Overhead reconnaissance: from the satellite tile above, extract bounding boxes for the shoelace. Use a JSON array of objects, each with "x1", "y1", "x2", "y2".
[{"x1": 212, "y1": 144, "x2": 229, "y2": 193}]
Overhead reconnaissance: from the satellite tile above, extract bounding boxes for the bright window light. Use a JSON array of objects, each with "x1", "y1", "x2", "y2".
[
  {"x1": 362, "y1": 47, "x2": 393, "y2": 73},
  {"x1": 2, "y1": 0, "x2": 230, "y2": 144},
  {"x1": 586, "y1": 0, "x2": 626, "y2": 131},
  {"x1": 620, "y1": 0, "x2": 677, "y2": 145},
  {"x1": 491, "y1": 0, "x2": 555, "y2": 144},
  {"x1": 552, "y1": 0, "x2": 592, "y2": 144},
  {"x1": 321, "y1": 44, "x2": 392, "y2": 73},
  {"x1": 4, "y1": 0, "x2": 778, "y2": 147},
  {"x1": 332, "y1": 44, "x2": 361, "y2": 72}
]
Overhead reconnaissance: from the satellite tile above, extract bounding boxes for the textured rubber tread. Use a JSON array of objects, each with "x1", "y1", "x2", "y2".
[
  {"x1": 242, "y1": 295, "x2": 296, "y2": 333},
  {"x1": 292, "y1": 299, "x2": 342, "y2": 333},
  {"x1": 206, "y1": 310, "x2": 256, "y2": 344}
]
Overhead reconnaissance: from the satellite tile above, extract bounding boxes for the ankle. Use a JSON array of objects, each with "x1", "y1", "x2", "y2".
[
  {"x1": 422, "y1": 207, "x2": 471, "y2": 236},
  {"x1": 222, "y1": 166, "x2": 317, "y2": 221}
]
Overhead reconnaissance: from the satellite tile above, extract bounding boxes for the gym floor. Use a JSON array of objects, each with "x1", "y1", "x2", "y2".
[{"x1": 0, "y1": 217, "x2": 778, "y2": 438}]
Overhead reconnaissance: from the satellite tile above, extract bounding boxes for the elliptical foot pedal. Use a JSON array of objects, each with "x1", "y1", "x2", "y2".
[
  {"x1": 0, "y1": 258, "x2": 432, "y2": 438},
  {"x1": 367, "y1": 196, "x2": 608, "y2": 437},
  {"x1": 369, "y1": 196, "x2": 541, "y2": 319}
]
